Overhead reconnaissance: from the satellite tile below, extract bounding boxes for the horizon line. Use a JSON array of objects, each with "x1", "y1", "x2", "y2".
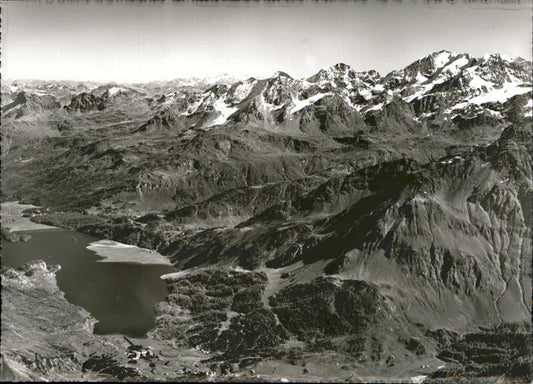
[{"x1": 3, "y1": 50, "x2": 530, "y2": 86}]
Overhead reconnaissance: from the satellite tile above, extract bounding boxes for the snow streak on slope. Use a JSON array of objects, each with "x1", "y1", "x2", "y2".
[
  {"x1": 206, "y1": 99, "x2": 238, "y2": 127},
  {"x1": 290, "y1": 93, "x2": 330, "y2": 114}
]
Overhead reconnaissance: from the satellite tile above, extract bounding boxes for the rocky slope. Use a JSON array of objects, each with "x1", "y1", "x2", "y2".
[
  {"x1": 1, "y1": 261, "x2": 100, "y2": 381},
  {"x1": 1, "y1": 50, "x2": 532, "y2": 381}
]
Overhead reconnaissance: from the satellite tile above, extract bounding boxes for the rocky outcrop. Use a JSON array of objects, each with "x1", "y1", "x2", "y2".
[
  {"x1": 1, "y1": 261, "x2": 96, "y2": 381},
  {"x1": 64, "y1": 92, "x2": 104, "y2": 112}
]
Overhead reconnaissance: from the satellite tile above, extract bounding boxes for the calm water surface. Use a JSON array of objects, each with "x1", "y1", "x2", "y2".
[{"x1": 1, "y1": 228, "x2": 175, "y2": 337}]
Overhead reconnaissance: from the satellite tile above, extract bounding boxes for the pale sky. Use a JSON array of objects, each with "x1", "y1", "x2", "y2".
[{"x1": 2, "y1": 0, "x2": 532, "y2": 83}]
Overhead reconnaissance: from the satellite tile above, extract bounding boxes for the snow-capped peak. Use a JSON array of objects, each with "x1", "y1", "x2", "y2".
[
  {"x1": 273, "y1": 71, "x2": 293, "y2": 79},
  {"x1": 482, "y1": 53, "x2": 512, "y2": 62},
  {"x1": 307, "y1": 63, "x2": 355, "y2": 82},
  {"x1": 427, "y1": 50, "x2": 458, "y2": 68},
  {"x1": 329, "y1": 62, "x2": 353, "y2": 73},
  {"x1": 108, "y1": 87, "x2": 123, "y2": 97}
]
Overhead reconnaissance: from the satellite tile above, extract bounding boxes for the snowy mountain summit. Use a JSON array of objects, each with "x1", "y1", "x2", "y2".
[
  {"x1": 125, "y1": 50, "x2": 530, "y2": 133},
  {"x1": 2, "y1": 50, "x2": 531, "y2": 134}
]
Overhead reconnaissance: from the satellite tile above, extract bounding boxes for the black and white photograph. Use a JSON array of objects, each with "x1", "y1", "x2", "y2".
[{"x1": 1, "y1": 0, "x2": 532, "y2": 381}]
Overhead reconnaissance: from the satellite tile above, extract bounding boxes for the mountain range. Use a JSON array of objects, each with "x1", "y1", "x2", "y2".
[{"x1": 1, "y1": 50, "x2": 532, "y2": 381}]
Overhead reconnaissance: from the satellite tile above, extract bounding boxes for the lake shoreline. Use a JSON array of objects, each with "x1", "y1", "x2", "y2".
[
  {"x1": 2, "y1": 201, "x2": 174, "y2": 267},
  {"x1": 3, "y1": 224, "x2": 175, "y2": 337},
  {"x1": 1, "y1": 201, "x2": 57, "y2": 232}
]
